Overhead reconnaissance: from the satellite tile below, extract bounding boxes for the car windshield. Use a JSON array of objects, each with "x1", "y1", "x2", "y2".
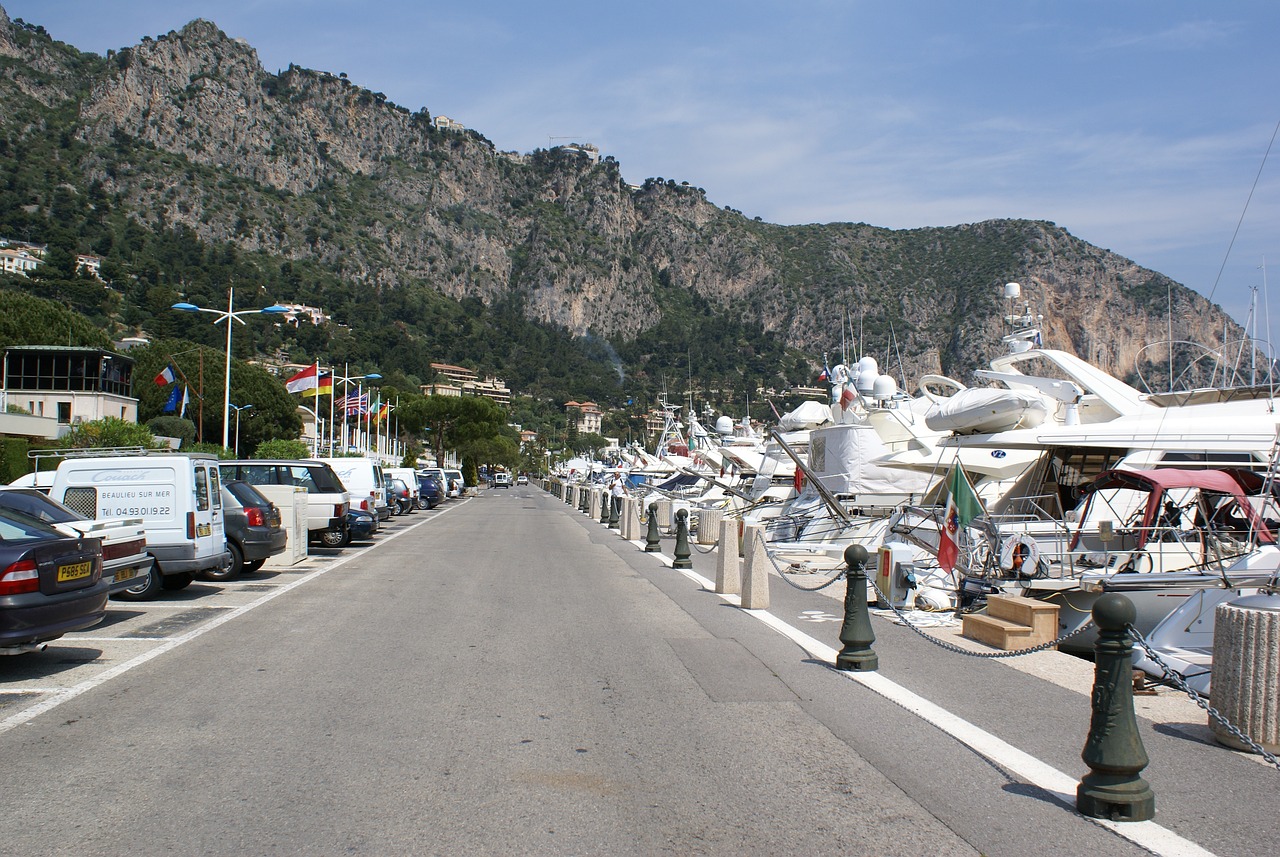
[
  {"x1": 0, "y1": 507, "x2": 66, "y2": 542},
  {"x1": 224, "y1": 480, "x2": 270, "y2": 508},
  {"x1": 0, "y1": 488, "x2": 82, "y2": 524}
]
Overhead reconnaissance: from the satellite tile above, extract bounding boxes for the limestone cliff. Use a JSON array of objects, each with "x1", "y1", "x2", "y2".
[{"x1": 0, "y1": 8, "x2": 1245, "y2": 387}]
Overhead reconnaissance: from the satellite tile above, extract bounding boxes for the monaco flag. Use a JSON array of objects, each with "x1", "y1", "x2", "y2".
[
  {"x1": 937, "y1": 463, "x2": 982, "y2": 573},
  {"x1": 284, "y1": 362, "x2": 319, "y2": 394}
]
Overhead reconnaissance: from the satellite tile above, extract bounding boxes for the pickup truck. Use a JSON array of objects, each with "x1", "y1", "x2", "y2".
[{"x1": 0, "y1": 487, "x2": 152, "y2": 596}]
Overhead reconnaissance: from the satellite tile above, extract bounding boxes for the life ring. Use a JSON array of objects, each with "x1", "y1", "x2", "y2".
[
  {"x1": 918, "y1": 374, "x2": 967, "y2": 404},
  {"x1": 999, "y1": 534, "x2": 1041, "y2": 576}
]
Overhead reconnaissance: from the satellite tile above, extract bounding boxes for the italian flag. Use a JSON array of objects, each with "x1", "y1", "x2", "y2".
[{"x1": 937, "y1": 463, "x2": 982, "y2": 573}]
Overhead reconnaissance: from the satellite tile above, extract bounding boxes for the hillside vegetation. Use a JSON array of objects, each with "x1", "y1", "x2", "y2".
[{"x1": 0, "y1": 7, "x2": 1248, "y2": 423}]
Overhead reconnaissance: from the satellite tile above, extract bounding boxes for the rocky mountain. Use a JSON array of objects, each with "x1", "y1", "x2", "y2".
[{"x1": 0, "y1": 7, "x2": 1246, "y2": 396}]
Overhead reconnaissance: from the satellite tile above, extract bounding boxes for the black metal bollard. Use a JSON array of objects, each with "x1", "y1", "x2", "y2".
[
  {"x1": 836, "y1": 545, "x2": 878, "y2": 671},
  {"x1": 608, "y1": 494, "x2": 620, "y2": 528},
  {"x1": 645, "y1": 502, "x2": 662, "y2": 552},
  {"x1": 672, "y1": 508, "x2": 693, "y2": 568},
  {"x1": 1077, "y1": 593, "x2": 1156, "y2": 821},
  {"x1": 581, "y1": 489, "x2": 589, "y2": 514},
  {"x1": 600, "y1": 490, "x2": 610, "y2": 524}
]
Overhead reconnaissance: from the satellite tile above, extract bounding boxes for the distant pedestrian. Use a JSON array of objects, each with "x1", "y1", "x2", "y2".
[{"x1": 610, "y1": 473, "x2": 625, "y2": 518}]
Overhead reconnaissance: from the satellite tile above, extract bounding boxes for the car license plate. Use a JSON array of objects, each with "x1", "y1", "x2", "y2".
[
  {"x1": 114, "y1": 568, "x2": 138, "y2": 584},
  {"x1": 57, "y1": 560, "x2": 94, "y2": 583},
  {"x1": 196, "y1": 523, "x2": 212, "y2": 537}
]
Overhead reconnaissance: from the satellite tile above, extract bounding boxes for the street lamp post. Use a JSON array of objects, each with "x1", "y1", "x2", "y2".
[
  {"x1": 172, "y1": 287, "x2": 287, "y2": 450},
  {"x1": 229, "y1": 403, "x2": 253, "y2": 457}
]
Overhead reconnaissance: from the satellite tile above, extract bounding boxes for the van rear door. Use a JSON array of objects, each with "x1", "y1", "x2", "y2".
[{"x1": 191, "y1": 460, "x2": 225, "y2": 558}]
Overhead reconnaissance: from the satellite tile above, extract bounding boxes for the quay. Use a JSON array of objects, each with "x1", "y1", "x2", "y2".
[{"x1": 0, "y1": 485, "x2": 1274, "y2": 855}]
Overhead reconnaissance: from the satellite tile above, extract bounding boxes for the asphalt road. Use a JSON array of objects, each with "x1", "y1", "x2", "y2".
[{"x1": 0, "y1": 486, "x2": 1273, "y2": 855}]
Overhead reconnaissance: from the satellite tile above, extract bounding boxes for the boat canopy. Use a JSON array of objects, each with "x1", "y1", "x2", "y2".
[{"x1": 1074, "y1": 468, "x2": 1274, "y2": 549}]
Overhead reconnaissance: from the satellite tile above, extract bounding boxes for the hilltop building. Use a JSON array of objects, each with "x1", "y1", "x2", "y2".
[{"x1": 422, "y1": 362, "x2": 511, "y2": 407}]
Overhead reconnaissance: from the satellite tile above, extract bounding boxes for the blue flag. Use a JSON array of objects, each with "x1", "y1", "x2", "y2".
[{"x1": 162, "y1": 384, "x2": 182, "y2": 413}]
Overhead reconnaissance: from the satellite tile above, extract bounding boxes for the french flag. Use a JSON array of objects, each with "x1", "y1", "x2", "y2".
[{"x1": 154, "y1": 365, "x2": 177, "y2": 386}]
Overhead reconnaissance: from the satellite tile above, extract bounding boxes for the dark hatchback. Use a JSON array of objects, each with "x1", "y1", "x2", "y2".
[
  {"x1": 209, "y1": 480, "x2": 288, "y2": 580},
  {"x1": 0, "y1": 507, "x2": 107, "y2": 651},
  {"x1": 417, "y1": 476, "x2": 444, "y2": 509},
  {"x1": 346, "y1": 508, "x2": 378, "y2": 542}
]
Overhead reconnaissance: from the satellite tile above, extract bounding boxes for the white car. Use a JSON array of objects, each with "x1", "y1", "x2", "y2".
[
  {"x1": 516, "y1": 475, "x2": 529, "y2": 486},
  {"x1": 492, "y1": 472, "x2": 512, "y2": 488}
]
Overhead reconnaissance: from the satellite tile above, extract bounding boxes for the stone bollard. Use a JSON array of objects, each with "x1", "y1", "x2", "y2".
[
  {"x1": 714, "y1": 516, "x2": 740, "y2": 594},
  {"x1": 672, "y1": 509, "x2": 693, "y2": 569},
  {"x1": 621, "y1": 497, "x2": 637, "y2": 540},
  {"x1": 591, "y1": 488, "x2": 602, "y2": 521},
  {"x1": 1210, "y1": 592, "x2": 1280, "y2": 753},
  {"x1": 645, "y1": 503, "x2": 662, "y2": 552},
  {"x1": 836, "y1": 545, "x2": 877, "y2": 671},
  {"x1": 740, "y1": 523, "x2": 770, "y2": 609},
  {"x1": 1077, "y1": 593, "x2": 1156, "y2": 822},
  {"x1": 696, "y1": 509, "x2": 723, "y2": 545}
]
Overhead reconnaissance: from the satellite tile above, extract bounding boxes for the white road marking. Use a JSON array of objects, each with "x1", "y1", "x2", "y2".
[
  {"x1": 0, "y1": 502, "x2": 466, "y2": 736},
  {"x1": 629, "y1": 533, "x2": 1216, "y2": 857}
]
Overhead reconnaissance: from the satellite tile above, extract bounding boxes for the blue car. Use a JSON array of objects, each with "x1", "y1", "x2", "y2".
[
  {"x1": 417, "y1": 476, "x2": 444, "y2": 510},
  {"x1": 346, "y1": 508, "x2": 378, "y2": 542}
]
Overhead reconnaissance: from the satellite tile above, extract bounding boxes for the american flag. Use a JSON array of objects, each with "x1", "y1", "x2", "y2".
[{"x1": 334, "y1": 393, "x2": 368, "y2": 415}]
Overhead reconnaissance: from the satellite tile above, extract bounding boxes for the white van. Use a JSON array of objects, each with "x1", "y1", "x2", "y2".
[
  {"x1": 384, "y1": 467, "x2": 420, "y2": 507},
  {"x1": 49, "y1": 453, "x2": 231, "y2": 599},
  {"x1": 315, "y1": 458, "x2": 389, "y2": 521}
]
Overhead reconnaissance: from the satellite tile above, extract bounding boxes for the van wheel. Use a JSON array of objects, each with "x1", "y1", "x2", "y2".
[
  {"x1": 319, "y1": 527, "x2": 348, "y2": 548},
  {"x1": 161, "y1": 572, "x2": 194, "y2": 591},
  {"x1": 201, "y1": 544, "x2": 241, "y2": 582},
  {"x1": 115, "y1": 560, "x2": 161, "y2": 601}
]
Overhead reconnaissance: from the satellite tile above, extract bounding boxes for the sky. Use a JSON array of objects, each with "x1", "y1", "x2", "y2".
[{"x1": 7, "y1": 1, "x2": 1280, "y2": 347}]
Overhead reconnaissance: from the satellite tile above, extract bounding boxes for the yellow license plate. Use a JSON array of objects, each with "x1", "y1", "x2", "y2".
[
  {"x1": 196, "y1": 523, "x2": 212, "y2": 537},
  {"x1": 114, "y1": 568, "x2": 137, "y2": 583},
  {"x1": 57, "y1": 560, "x2": 94, "y2": 583}
]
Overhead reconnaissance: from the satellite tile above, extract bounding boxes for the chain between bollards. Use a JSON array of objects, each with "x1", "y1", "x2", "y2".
[
  {"x1": 672, "y1": 508, "x2": 693, "y2": 568},
  {"x1": 836, "y1": 544, "x2": 877, "y2": 671},
  {"x1": 1077, "y1": 592, "x2": 1155, "y2": 822}
]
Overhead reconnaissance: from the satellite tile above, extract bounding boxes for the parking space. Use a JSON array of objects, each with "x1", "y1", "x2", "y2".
[{"x1": 0, "y1": 503, "x2": 451, "y2": 718}]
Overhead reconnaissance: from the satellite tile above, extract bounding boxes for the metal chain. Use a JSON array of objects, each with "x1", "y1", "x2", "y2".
[
  {"x1": 1129, "y1": 627, "x2": 1280, "y2": 770},
  {"x1": 766, "y1": 549, "x2": 849, "y2": 592},
  {"x1": 866, "y1": 576, "x2": 1095, "y2": 658},
  {"x1": 692, "y1": 539, "x2": 720, "y2": 554}
]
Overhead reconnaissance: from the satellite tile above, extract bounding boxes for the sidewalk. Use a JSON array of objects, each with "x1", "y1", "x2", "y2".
[{"x1": 551, "y1": 487, "x2": 1278, "y2": 857}]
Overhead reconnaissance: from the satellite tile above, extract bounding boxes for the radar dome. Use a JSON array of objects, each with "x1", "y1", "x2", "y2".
[
  {"x1": 715, "y1": 416, "x2": 734, "y2": 435},
  {"x1": 855, "y1": 356, "x2": 879, "y2": 394},
  {"x1": 872, "y1": 375, "x2": 898, "y2": 400}
]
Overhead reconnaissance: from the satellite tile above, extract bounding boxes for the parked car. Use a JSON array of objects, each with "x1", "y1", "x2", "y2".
[
  {"x1": 444, "y1": 469, "x2": 465, "y2": 498},
  {"x1": 0, "y1": 507, "x2": 108, "y2": 652},
  {"x1": 207, "y1": 480, "x2": 288, "y2": 581},
  {"x1": 516, "y1": 474, "x2": 529, "y2": 486},
  {"x1": 316, "y1": 458, "x2": 390, "y2": 522},
  {"x1": 49, "y1": 453, "x2": 230, "y2": 600},
  {"x1": 385, "y1": 476, "x2": 414, "y2": 515},
  {"x1": 0, "y1": 486, "x2": 151, "y2": 596},
  {"x1": 220, "y1": 460, "x2": 350, "y2": 548},
  {"x1": 417, "y1": 476, "x2": 444, "y2": 509},
  {"x1": 492, "y1": 472, "x2": 512, "y2": 488},
  {"x1": 346, "y1": 508, "x2": 378, "y2": 542},
  {"x1": 417, "y1": 468, "x2": 448, "y2": 499},
  {"x1": 384, "y1": 467, "x2": 420, "y2": 508}
]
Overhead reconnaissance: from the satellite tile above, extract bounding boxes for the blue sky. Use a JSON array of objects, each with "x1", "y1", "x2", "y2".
[{"x1": 7, "y1": 1, "x2": 1280, "y2": 346}]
